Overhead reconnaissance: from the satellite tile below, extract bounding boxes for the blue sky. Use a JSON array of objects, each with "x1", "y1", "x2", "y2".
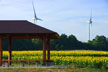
[{"x1": 0, "y1": 0, "x2": 108, "y2": 42}]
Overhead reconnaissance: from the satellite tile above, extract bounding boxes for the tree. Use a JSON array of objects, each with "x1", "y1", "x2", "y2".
[
  {"x1": 32, "y1": 39, "x2": 42, "y2": 50},
  {"x1": 68, "y1": 34, "x2": 78, "y2": 49},
  {"x1": 92, "y1": 35, "x2": 107, "y2": 50},
  {"x1": 2, "y1": 34, "x2": 108, "y2": 51}
]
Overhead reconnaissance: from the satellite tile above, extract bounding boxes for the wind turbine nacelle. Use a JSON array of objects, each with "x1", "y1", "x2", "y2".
[
  {"x1": 88, "y1": 20, "x2": 92, "y2": 24},
  {"x1": 32, "y1": 18, "x2": 36, "y2": 21}
]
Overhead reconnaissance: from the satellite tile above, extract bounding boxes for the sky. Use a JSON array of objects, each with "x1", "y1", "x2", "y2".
[{"x1": 0, "y1": 0, "x2": 108, "y2": 42}]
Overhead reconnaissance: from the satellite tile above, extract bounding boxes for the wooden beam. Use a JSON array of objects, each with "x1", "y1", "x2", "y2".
[
  {"x1": 8, "y1": 38, "x2": 12, "y2": 66},
  {"x1": 1, "y1": 35, "x2": 42, "y2": 39},
  {"x1": 42, "y1": 38, "x2": 46, "y2": 65},
  {"x1": 0, "y1": 38, "x2": 3, "y2": 66},
  {"x1": 0, "y1": 34, "x2": 58, "y2": 39},
  {"x1": 47, "y1": 38, "x2": 50, "y2": 61}
]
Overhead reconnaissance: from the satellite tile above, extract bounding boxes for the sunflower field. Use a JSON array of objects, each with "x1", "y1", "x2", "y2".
[{"x1": 2, "y1": 50, "x2": 108, "y2": 68}]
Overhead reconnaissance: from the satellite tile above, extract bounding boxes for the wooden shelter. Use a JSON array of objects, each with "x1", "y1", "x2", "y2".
[{"x1": 0, "y1": 20, "x2": 59, "y2": 66}]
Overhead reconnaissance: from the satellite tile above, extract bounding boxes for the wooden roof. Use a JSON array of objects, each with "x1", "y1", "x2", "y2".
[{"x1": 0, "y1": 20, "x2": 59, "y2": 39}]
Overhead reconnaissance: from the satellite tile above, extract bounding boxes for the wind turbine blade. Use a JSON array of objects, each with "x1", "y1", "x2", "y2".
[
  {"x1": 88, "y1": 9, "x2": 92, "y2": 25},
  {"x1": 90, "y1": 10, "x2": 92, "y2": 26},
  {"x1": 37, "y1": 17, "x2": 43, "y2": 21},
  {"x1": 32, "y1": 0, "x2": 37, "y2": 22},
  {"x1": 32, "y1": 0, "x2": 42, "y2": 23}
]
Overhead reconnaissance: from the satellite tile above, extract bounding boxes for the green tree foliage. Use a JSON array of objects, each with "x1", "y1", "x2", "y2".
[
  {"x1": 91, "y1": 35, "x2": 107, "y2": 50},
  {"x1": 2, "y1": 34, "x2": 108, "y2": 51},
  {"x1": 32, "y1": 39, "x2": 42, "y2": 50},
  {"x1": 3, "y1": 39, "x2": 36, "y2": 51}
]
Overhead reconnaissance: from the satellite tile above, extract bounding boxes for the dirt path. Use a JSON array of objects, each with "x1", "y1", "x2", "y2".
[{"x1": 0, "y1": 68, "x2": 108, "y2": 72}]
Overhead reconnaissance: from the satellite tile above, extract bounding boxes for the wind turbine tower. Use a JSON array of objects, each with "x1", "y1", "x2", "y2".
[{"x1": 88, "y1": 11, "x2": 92, "y2": 41}]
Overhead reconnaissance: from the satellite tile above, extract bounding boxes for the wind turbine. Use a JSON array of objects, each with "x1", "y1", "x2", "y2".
[
  {"x1": 88, "y1": 10, "x2": 92, "y2": 41},
  {"x1": 32, "y1": 0, "x2": 42, "y2": 24}
]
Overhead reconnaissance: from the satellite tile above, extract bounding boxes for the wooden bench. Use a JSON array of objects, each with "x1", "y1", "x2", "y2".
[{"x1": 2, "y1": 60, "x2": 40, "y2": 67}]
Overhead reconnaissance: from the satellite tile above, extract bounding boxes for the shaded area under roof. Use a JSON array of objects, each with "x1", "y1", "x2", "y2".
[{"x1": 0, "y1": 20, "x2": 59, "y2": 39}]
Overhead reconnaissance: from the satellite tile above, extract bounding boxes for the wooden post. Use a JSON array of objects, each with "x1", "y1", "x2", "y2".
[
  {"x1": 0, "y1": 38, "x2": 3, "y2": 66},
  {"x1": 8, "y1": 38, "x2": 12, "y2": 66},
  {"x1": 42, "y1": 38, "x2": 46, "y2": 65},
  {"x1": 47, "y1": 38, "x2": 50, "y2": 61}
]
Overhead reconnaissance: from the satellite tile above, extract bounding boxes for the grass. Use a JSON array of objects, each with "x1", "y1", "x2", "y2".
[
  {"x1": 0, "y1": 67, "x2": 108, "y2": 72},
  {"x1": 0, "y1": 68, "x2": 71, "y2": 72}
]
